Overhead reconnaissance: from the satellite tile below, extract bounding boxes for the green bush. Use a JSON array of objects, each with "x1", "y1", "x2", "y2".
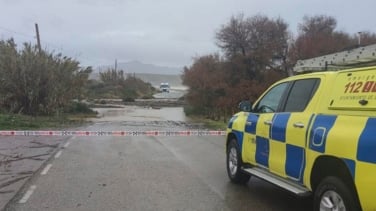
[
  {"x1": 183, "y1": 105, "x2": 206, "y2": 116},
  {"x1": 122, "y1": 97, "x2": 135, "y2": 102},
  {"x1": 64, "y1": 102, "x2": 96, "y2": 114},
  {"x1": 0, "y1": 39, "x2": 92, "y2": 115},
  {"x1": 141, "y1": 94, "x2": 154, "y2": 99}
]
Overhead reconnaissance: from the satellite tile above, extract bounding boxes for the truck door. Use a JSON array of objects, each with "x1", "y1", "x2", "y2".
[
  {"x1": 249, "y1": 82, "x2": 289, "y2": 168},
  {"x1": 268, "y1": 79, "x2": 320, "y2": 181}
]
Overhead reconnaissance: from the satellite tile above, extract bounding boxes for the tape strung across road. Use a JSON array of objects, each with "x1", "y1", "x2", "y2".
[{"x1": 0, "y1": 130, "x2": 226, "y2": 137}]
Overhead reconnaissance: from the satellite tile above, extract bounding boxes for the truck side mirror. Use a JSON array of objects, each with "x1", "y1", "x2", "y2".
[{"x1": 238, "y1": 101, "x2": 252, "y2": 112}]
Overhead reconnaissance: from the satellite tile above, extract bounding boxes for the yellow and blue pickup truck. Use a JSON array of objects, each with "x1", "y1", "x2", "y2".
[{"x1": 226, "y1": 66, "x2": 376, "y2": 211}]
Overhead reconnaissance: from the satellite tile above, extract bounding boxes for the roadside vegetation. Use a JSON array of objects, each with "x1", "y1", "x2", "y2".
[
  {"x1": 86, "y1": 69, "x2": 156, "y2": 102},
  {"x1": 189, "y1": 115, "x2": 228, "y2": 130},
  {"x1": 0, "y1": 39, "x2": 92, "y2": 116},
  {"x1": 0, "y1": 39, "x2": 154, "y2": 129},
  {"x1": 182, "y1": 14, "x2": 376, "y2": 122},
  {"x1": 0, "y1": 113, "x2": 87, "y2": 130}
]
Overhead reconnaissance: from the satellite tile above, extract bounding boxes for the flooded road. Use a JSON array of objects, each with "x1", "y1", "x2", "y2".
[
  {"x1": 152, "y1": 89, "x2": 186, "y2": 99},
  {"x1": 93, "y1": 106, "x2": 187, "y2": 122},
  {"x1": 3, "y1": 106, "x2": 312, "y2": 211},
  {"x1": 90, "y1": 106, "x2": 204, "y2": 132}
]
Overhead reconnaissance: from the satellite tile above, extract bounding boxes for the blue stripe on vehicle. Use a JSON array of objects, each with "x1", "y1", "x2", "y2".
[
  {"x1": 231, "y1": 130, "x2": 244, "y2": 152},
  {"x1": 285, "y1": 144, "x2": 305, "y2": 181},
  {"x1": 255, "y1": 136, "x2": 269, "y2": 167},
  {"x1": 228, "y1": 116, "x2": 238, "y2": 129},
  {"x1": 309, "y1": 115, "x2": 337, "y2": 153},
  {"x1": 357, "y1": 118, "x2": 376, "y2": 164},
  {"x1": 245, "y1": 114, "x2": 259, "y2": 134},
  {"x1": 270, "y1": 113, "x2": 290, "y2": 142},
  {"x1": 342, "y1": 158, "x2": 356, "y2": 179}
]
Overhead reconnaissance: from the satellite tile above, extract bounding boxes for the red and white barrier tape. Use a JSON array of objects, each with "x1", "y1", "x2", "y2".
[{"x1": 0, "y1": 130, "x2": 226, "y2": 137}]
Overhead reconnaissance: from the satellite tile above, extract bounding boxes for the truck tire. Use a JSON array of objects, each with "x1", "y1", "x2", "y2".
[
  {"x1": 314, "y1": 176, "x2": 361, "y2": 211},
  {"x1": 226, "y1": 139, "x2": 250, "y2": 184}
]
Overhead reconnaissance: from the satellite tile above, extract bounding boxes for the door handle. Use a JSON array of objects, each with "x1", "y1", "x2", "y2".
[
  {"x1": 293, "y1": 122, "x2": 305, "y2": 128},
  {"x1": 264, "y1": 120, "x2": 272, "y2": 126}
]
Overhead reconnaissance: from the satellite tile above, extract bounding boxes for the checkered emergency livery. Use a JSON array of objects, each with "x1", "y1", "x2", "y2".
[{"x1": 226, "y1": 66, "x2": 376, "y2": 210}]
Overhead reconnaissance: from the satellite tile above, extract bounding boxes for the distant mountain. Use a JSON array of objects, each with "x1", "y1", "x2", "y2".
[
  {"x1": 96, "y1": 60, "x2": 183, "y2": 75},
  {"x1": 90, "y1": 61, "x2": 186, "y2": 89}
]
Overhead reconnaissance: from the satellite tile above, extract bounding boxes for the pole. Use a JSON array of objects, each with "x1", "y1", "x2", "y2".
[
  {"x1": 358, "y1": 32, "x2": 362, "y2": 47},
  {"x1": 35, "y1": 23, "x2": 41, "y2": 53},
  {"x1": 115, "y1": 59, "x2": 117, "y2": 71}
]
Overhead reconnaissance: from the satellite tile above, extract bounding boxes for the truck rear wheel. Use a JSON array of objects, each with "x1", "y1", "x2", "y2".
[
  {"x1": 226, "y1": 139, "x2": 250, "y2": 184},
  {"x1": 314, "y1": 176, "x2": 360, "y2": 211}
]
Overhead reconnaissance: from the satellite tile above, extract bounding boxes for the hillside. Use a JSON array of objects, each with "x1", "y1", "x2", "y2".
[
  {"x1": 90, "y1": 60, "x2": 187, "y2": 90},
  {"x1": 97, "y1": 60, "x2": 183, "y2": 75}
]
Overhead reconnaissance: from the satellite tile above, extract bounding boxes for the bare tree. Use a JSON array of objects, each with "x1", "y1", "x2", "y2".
[
  {"x1": 216, "y1": 14, "x2": 290, "y2": 79},
  {"x1": 216, "y1": 14, "x2": 251, "y2": 58},
  {"x1": 292, "y1": 15, "x2": 353, "y2": 60}
]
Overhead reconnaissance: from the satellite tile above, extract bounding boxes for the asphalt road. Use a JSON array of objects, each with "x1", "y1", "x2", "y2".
[{"x1": 4, "y1": 106, "x2": 313, "y2": 211}]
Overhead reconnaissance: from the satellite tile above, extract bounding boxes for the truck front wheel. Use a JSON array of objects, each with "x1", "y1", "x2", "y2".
[
  {"x1": 226, "y1": 139, "x2": 250, "y2": 184},
  {"x1": 314, "y1": 176, "x2": 360, "y2": 211}
]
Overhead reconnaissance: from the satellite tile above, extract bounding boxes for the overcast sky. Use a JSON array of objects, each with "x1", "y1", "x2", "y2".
[{"x1": 0, "y1": 0, "x2": 375, "y2": 68}]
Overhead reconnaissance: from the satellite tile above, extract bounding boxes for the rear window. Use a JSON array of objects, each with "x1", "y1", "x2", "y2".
[{"x1": 283, "y1": 78, "x2": 319, "y2": 112}]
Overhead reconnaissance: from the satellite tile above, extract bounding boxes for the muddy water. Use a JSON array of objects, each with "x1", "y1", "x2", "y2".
[
  {"x1": 152, "y1": 89, "x2": 186, "y2": 99},
  {"x1": 89, "y1": 106, "x2": 202, "y2": 131},
  {"x1": 91, "y1": 106, "x2": 187, "y2": 122}
]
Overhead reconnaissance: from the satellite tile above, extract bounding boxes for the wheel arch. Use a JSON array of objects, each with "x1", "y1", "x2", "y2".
[
  {"x1": 226, "y1": 132, "x2": 239, "y2": 150},
  {"x1": 310, "y1": 155, "x2": 361, "y2": 206}
]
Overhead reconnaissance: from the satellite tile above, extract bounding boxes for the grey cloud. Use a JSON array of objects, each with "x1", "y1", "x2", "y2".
[{"x1": 0, "y1": 0, "x2": 375, "y2": 68}]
